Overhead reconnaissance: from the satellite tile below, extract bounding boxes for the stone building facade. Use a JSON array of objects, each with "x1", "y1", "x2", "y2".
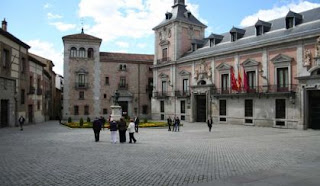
[
  {"x1": 152, "y1": 0, "x2": 320, "y2": 129},
  {"x1": 62, "y1": 30, "x2": 153, "y2": 121}
]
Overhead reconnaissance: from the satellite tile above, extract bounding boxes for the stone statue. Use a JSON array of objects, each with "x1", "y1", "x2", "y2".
[
  {"x1": 316, "y1": 36, "x2": 320, "y2": 57},
  {"x1": 304, "y1": 49, "x2": 312, "y2": 67},
  {"x1": 113, "y1": 90, "x2": 120, "y2": 105}
]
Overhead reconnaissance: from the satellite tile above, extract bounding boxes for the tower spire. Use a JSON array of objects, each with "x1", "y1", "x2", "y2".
[{"x1": 174, "y1": 0, "x2": 185, "y2": 6}]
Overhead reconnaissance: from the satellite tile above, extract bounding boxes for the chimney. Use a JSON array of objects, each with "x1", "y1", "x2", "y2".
[{"x1": 2, "y1": 18, "x2": 7, "y2": 31}]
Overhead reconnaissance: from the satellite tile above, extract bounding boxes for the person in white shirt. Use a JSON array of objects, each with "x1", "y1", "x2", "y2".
[{"x1": 127, "y1": 119, "x2": 137, "y2": 143}]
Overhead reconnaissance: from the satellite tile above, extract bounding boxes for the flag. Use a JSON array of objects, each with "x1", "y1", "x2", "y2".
[
  {"x1": 243, "y1": 68, "x2": 249, "y2": 91},
  {"x1": 230, "y1": 67, "x2": 238, "y2": 91}
]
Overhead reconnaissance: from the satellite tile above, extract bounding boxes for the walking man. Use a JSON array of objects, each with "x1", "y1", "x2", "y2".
[
  {"x1": 134, "y1": 116, "x2": 139, "y2": 133},
  {"x1": 93, "y1": 117, "x2": 102, "y2": 142},
  {"x1": 18, "y1": 115, "x2": 25, "y2": 131},
  {"x1": 167, "y1": 116, "x2": 172, "y2": 131},
  {"x1": 207, "y1": 116, "x2": 213, "y2": 132},
  {"x1": 128, "y1": 119, "x2": 137, "y2": 143},
  {"x1": 175, "y1": 116, "x2": 180, "y2": 132}
]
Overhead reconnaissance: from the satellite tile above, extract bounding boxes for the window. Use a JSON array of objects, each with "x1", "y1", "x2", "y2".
[
  {"x1": 245, "y1": 100, "x2": 253, "y2": 117},
  {"x1": 183, "y1": 79, "x2": 189, "y2": 94},
  {"x1": 78, "y1": 74, "x2": 86, "y2": 87},
  {"x1": 37, "y1": 78, "x2": 41, "y2": 90},
  {"x1": 84, "y1": 105, "x2": 89, "y2": 115},
  {"x1": 79, "y1": 91, "x2": 84, "y2": 100},
  {"x1": 276, "y1": 99, "x2": 286, "y2": 119},
  {"x1": 277, "y1": 68, "x2": 288, "y2": 91},
  {"x1": 105, "y1": 77, "x2": 109, "y2": 85},
  {"x1": 74, "y1": 106, "x2": 79, "y2": 115},
  {"x1": 143, "y1": 105, "x2": 148, "y2": 114},
  {"x1": 247, "y1": 71, "x2": 256, "y2": 90},
  {"x1": 123, "y1": 65, "x2": 126, "y2": 71},
  {"x1": 21, "y1": 89, "x2": 25, "y2": 104},
  {"x1": 231, "y1": 33, "x2": 236, "y2": 42},
  {"x1": 221, "y1": 74, "x2": 229, "y2": 92},
  {"x1": 219, "y1": 100, "x2": 226, "y2": 116},
  {"x1": 286, "y1": 18, "x2": 294, "y2": 29},
  {"x1": 88, "y1": 48, "x2": 94, "y2": 59},
  {"x1": 37, "y1": 101, "x2": 41, "y2": 110},
  {"x1": 21, "y1": 57, "x2": 26, "y2": 73},
  {"x1": 104, "y1": 94, "x2": 107, "y2": 99},
  {"x1": 29, "y1": 76, "x2": 33, "y2": 89},
  {"x1": 70, "y1": 47, "x2": 77, "y2": 58},
  {"x1": 209, "y1": 39, "x2": 214, "y2": 47},
  {"x1": 2, "y1": 49, "x2": 9, "y2": 68},
  {"x1": 162, "y1": 48, "x2": 168, "y2": 60},
  {"x1": 103, "y1": 109, "x2": 108, "y2": 114},
  {"x1": 119, "y1": 65, "x2": 123, "y2": 70},
  {"x1": 181, "y1": 101, "x2": 186, "y2": 114},
  {"x1": 79, "y1": 48, "x2": 86, "y2": 58},
  {"x1": 120, "y1": 77, "x2": 126, "y2": 88},
  {"x1": 256, "y1": 26, "x2": 263, "y2": 36},
  {"x1": 162, "y1": 81, "x2": 167, "y2": 93},
  {"x1": 160, "y1": 101, "x2": 164, "y2": 113}
]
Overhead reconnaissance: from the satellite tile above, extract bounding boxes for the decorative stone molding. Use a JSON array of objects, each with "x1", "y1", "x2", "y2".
[
  {"x1": 179, "y1": 70, "x2": 191, "y2": 77},
  {"x1": 216, "y1": 63, "x2": 231, "y2": 71},
  {"x1": 271, "y1": 54, "x2": 292, "y2": 64},
  {"x1": 194, "y1": 61, "x2": 212, "y2": 80},
  {"x1": 75, "y1": 68, "x2": 88, "y2": 74},
  {"x1": 158, "y1": 73, "x2": 169, "y2": 80},
  {"x1": 304, "y1": 49, "x2": 312, "y2": 67},
  {"x1": 315, "y1": 36, "x2": 320, "y2": 57},
  {"x1": 242, "y1": 58, "x2": 260, "y2": 67}
]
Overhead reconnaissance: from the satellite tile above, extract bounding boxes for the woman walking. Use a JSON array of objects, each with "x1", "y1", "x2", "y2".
[
  {"x1": 118, "y1": 117, "x2": 127, "y2": 143},
  {"x1": 127, "y1": 119, "x2": 137, "y2": 143}
]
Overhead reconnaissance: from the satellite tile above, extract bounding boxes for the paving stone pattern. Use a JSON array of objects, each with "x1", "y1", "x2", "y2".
[{"x1": 0, "y1": 121, "x2": 319, "y2": 186}]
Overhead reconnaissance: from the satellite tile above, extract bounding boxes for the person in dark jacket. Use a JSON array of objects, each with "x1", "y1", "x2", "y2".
[
  {"x1": 18, "y1": 116, "x2": 25, "y2": 131},
  {"x1": 118, "y1": 117, "x2": 127, "y2": 143},
  {"x1": 93, "y1": 118, "x2": 102, "y2": 142},
  {"x1": 207, "y1": 116, "x2": 213, "y2": 132},
  {"x1": 174, "y1": 116, "x2": 180, "y2": 132},
  {"x1": 134, "y1": 116, "x2": 139, "y2": 133},
  {"x1": 109, "y1": 119, "x2": 118, "y2": 144},
  {"x1": 167, "y1": 116, "x2": 172, "y2": 131}
]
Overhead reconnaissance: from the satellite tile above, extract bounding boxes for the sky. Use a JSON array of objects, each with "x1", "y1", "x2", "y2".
[{"x1": 1, "y1": 0, "x2": 320, "y2": 76}]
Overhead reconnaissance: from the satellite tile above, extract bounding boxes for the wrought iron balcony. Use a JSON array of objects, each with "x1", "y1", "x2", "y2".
[
  {"x1": 175, "y1": 90, "x2": 191, "y2": 97},
  {"x1": 118, "y1": 83, "x2": 128, "y2": 90},
  {"x1": 75, "y1": 83, "x2": 89, "y2": 90},
  {"x1": 154, "y1": 91, "x2": 170, "y2": 98},
  {"x1": 37, "y1": 88, "x2": 43, "y2": 95},
  {"x1": 157, "y1": 57, "x2": 171, "y2": 64},
  {"x1": 212, "y1": 84, "x2": 297, "y2": 97}
]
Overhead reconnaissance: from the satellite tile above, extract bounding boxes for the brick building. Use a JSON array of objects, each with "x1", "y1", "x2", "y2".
[
  {"x1": 62, "y1": 30, "x2": 154, "y2": 121},
  {"x1": 152, "y1": 0, "x2": 320, "y2": 129}
]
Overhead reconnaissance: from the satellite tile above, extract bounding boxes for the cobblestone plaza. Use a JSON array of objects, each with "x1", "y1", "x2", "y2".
[{"x1": 0, "y1": 121, "x2": 319, "y2": 185}]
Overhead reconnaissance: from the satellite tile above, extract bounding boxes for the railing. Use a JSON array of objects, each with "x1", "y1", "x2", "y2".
[
  {"x1": 154, "y1": 91, "x2": 170, "y2": 98},
  {"x1": 175, "y1": 90, "x2": 191, "y2": 97},
  {"x1": 28, "y1": 86, "x2": 35, "y2": 95},
  {"x1": 75, "y1": 83, "x2": 89, "y2": 89},
  {"x1": 37, "y1": 88, "x2": 43, "y2": 95},
  {"x1": 118, "y1": 83, "x2": 128, "y2": 90},
  {"x1": 157, "y1": 57, "x2": 171, "y2": 64},
  {"x1": 212, "y1": 84, "x2": 297, "y2": 95}
]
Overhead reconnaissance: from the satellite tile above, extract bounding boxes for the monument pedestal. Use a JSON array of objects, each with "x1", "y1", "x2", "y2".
[{"x1": 111, "y1": 105, "x2": 122, "y2": 121}]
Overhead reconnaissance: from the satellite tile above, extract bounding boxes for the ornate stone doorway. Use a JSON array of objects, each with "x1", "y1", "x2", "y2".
[
  {"x1": 196, "y1": 95, "x2": 206, "y2": 122},
  {"x1": 309, "y1": 90, "x2": 320, "y2": 129}
]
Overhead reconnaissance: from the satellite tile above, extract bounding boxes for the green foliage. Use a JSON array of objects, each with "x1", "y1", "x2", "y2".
[
  {"x1": 68, "y1": 117, "x2": 72, "y2": 123},
  {"x1": 143, "y1": 118, "x2": 148, "y2": 123},
  {"x1": 87, "y1": 117, "x2": 90, "y2": 123},
  {"x1": 79, "y1": 118, "x2": 84, "y2": 127}
]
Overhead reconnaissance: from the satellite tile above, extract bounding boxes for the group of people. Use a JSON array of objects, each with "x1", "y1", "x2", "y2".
[
  {"x1": 167, "y1": 116, "x2": 180, "y2": 132},
  {"x1": 92, "y1": 116, "x2": 139, "y2": 144}
]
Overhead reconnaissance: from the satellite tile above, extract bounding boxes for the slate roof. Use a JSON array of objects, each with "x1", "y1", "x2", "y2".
[
  {"x1": 100, "y1": 52, "x2": 154, "y2": 63},
  {"x1": 178, "y1": 7, "x2": 320, "y2": 62},
  {"x1": 62, "y1": 30, "x2": 102, "y2": 42},
  {"x1": 153, "y1": 4, "x2": 206, "y2": 30},
  {"x1": 0, "y1": 28, "x2": 30, "y2": 49}
]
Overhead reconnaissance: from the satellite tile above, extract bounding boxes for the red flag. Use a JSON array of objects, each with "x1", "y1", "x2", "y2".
[
  {"x1": 230, "y1": 67, "x2": 238, "y2": 91},
  {"x1": 237, "y1": 69, "x2": 242, "y2": 91},
  {"x1": 243, "y1": 68, "x2": 249, "y2": 91}
]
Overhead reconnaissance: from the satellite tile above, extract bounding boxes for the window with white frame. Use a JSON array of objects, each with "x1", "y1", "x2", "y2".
[
  {"x1": 271, "y1": 54, "x2": 292, "y2": 92},
  {"x1": 70, "y1": 47, "x2": 77, "y2": 58},
  {"x1": 79, "y1": 48, "x2": 86, "y2": 58},
  {"x1": 183, "y1": 79, "x2": 189, "y2": 94}
]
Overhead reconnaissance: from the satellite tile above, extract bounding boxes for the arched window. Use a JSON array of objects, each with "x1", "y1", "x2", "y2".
[
  {"x1": 70, "y1": 47, "x2": 77, "y2": 58},
  {"x1": 79, "y1": 48, "x2": 86, "y2": 58},
  {"x1": 123, "y1": 64, "x2": 127, "y2": 71},
  {"x1": 119, "y1": 65, "x2": 123, "y2": 70},
  {"x1": 88, "y1": 48, "x2": 94, "y2": 59},
  {"x1": 198, "y1": 80, "x2": 206, "y2": 85}
]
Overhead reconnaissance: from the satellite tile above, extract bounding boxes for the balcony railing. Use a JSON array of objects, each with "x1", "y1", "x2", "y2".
[
  {"x1": 157, "y1": 57, "x2": 171, "y2": 64},
  {"x1": 175, "y1": 90, "x2": 191, "y2": 97},
  {"x1": 212, "y1": 84, "x2": 297, "y2": 96},
  {"x1": 28, "y1": 86, "x2": 35, "y2": 95},
  {"x1": 75, "y1": 83, "x2": 89, "y2": 90},
  {"x1": 154, "y1": 91, "x2": 170, "y2": 98},
  {"x1": 118, "y1": 83, "x2": 128, "y2": 90},
  {"x1": 37, "y1": 88, "x2": 43, "y2": 95}
]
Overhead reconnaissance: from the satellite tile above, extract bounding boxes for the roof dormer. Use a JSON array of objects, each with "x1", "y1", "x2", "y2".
[
  {"x1": 191, "y1": 39, "x2": 205, "y2": 51},
  {"x1": 207, "y1": 33, "x2": 224, "y2": 47},
  {"x1": 184, "y1": 11, "x2": 192, "y2": 19},
  {"x1": 255, "y1": 20, "x2": 271, "y2": 36},
  {"x1": 165, "y1": 12, "x2": 173, "y2": 20},
  {"x1": 230, "y1": 27, "x2": 245, "y2": 42},
  {"x1": 285, "y1": 10, "x2": 303, "y2": 29}
]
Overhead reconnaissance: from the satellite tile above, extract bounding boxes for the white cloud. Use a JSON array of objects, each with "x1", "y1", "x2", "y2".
[
  {"x1": 44, "y1": 3, "x2": 52, "y2": 9},
  {"x1": 137, "y1": 43, "x2": 147, "y2": 48},
  {"x1": 78, "y1": 0, "x2": 206, "y2": 43},
  {"x1": 50, "y1": 22, "x2": 76, "y2": 31},
  {"x1": 116, "y1": 41, "x2": 130, "y2": 48},
  {"x1": 27, "y1": 40, "x2": 63, "y2": 75},
  {"x1": 240, "y1": 1, "x2": 320, "y2": 27},
  {"x1": 47, "y1": 13, "x2": 63, "y2": 19}
]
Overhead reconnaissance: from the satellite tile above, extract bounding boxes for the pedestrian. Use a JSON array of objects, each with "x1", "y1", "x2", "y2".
[
  {"x1": 18, "y1": 115, "x2": 25, "y2": 131},
  {"x1": 92, "y1": 117, "x2": 102, "y2": 142},
  {"x1": 109, "y1": 119, "x2": 118, "y2": 144},
  {"x1": 127, "y1": 119, "x2": 137, "y2": 143},
  {"x1": 167, "y1": 116, "x2": 172, "y2": 131},
  {"x1": 174, "y1": 116, "x2": 180, "y2": 132},
  {"x1": 118, "y1": 117, "x2": 127, "y2": 143},
  {"x1": 207, "y1": 116, "x2": 213, "y2": 132},
  {"x1": 100, "y1": 116, "x2": 106, "y2": 130},
  {"x1": 134, "y1": 116, "x2": 139, "y2": 133}
]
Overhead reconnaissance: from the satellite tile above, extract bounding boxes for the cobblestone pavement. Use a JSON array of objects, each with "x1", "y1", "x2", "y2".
[{"x1": 0, "y1": 121, "x2": 319, "y2": 186}]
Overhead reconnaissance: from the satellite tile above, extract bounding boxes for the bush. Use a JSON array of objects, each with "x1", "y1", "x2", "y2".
[
  {"x1": 68, "y1": 117, "x2": 72, "y2": 123},
  {"x1": 80, "y1": 118, "x2": 84, "y2": 127},
  {"x1": 87, "y1": 117, "x2": 90, "y2": 123},
  {"x1": 143, "y1": 118, "x2": 148, "y2": 123}
]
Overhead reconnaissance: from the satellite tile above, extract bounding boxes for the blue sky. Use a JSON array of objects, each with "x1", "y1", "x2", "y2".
[{"x1": 1, "y1": 0, "x2": 319, "y2": 75}]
